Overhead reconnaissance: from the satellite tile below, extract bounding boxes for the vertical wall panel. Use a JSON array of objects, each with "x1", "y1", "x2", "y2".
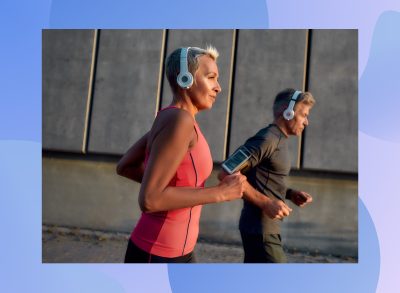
[
  {"x1": 230, "y1": 30, "x2": 307, "y2": 167},
  {"x1": 304, "y1": 30, "x2": 357, "y2": 172},
  {"x1": 161, "y1": 30, "x2": 234, "y2": 161},
  {"x1": 88, "y1": 30, "x2": 164, "y2": 154},
  {"x1": 43, "y1": 30, "x2": 95, "y2": 152}
]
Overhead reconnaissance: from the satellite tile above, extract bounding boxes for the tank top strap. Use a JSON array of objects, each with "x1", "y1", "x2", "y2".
[
  {"x1": 146, "y1": 107, "x2": 198, "y2": 160},
  {"x1": 193, "y1": 119, "x2": 199, "y2": 133},
  {"x1": 158, "y1": 106, "x2": 198, "y2": 136},
  {"x1": 158, "y1": 105, "x2": 179, "y2": 114}
]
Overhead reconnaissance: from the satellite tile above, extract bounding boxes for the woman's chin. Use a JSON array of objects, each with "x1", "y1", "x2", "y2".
[{"x1": 200, "y1": 102, "x2": 214, "y2": 111}]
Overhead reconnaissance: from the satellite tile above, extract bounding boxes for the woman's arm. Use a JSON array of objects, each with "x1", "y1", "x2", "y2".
[
  {"x1": 139, "y1": 110, "x2": 245, "y2": 213},
  {"x1": 116, "y1": 132, "x2": 149, "y2": 183}
]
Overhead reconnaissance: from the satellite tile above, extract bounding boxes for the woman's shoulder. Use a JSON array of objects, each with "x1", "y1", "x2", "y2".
[
  {"x1": 147, "y1": 108, "x2": 195, "y2": 147},
  {"x1": 156, "y1": 108, "x2": 195, "y2": 130}
]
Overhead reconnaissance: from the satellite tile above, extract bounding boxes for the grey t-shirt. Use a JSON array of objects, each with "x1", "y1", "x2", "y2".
[{"x1": 238, "y1": 124, "x2": 291, "y2": 235}]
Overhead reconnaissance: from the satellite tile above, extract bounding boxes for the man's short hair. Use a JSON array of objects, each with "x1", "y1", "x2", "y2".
[
  {"x1": 165, "y1": 46, "x2": 219, "y2": 93},
  {"x1": 273, "y1": 88, "x2": 315, "y2": 120}
]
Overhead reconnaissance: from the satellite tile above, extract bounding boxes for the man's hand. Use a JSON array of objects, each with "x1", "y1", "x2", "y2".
[
  {"x1": 262, "y1": 198, "x2": 292, "y2": 220},
  {"x1": 290, "y1": 190, "x2": 313, "y2": 207},
  {"x1": 219, "y1": 168, "x2": 293, "y2": 220}
]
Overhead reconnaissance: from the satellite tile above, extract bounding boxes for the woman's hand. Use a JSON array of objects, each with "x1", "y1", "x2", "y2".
[
  {"x1": 116, "y1": 132, "x2": 148, "y2": 183},
  {"x1": 218, "y1": 173, "x2": 247, "y2": 201}
]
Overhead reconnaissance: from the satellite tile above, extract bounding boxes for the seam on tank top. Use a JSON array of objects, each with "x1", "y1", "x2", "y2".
[
  {"x1": 192, "y1": 122, "x2": 199, "y2": 147},
  {"x1": 194, "y1": 123, "x2": 199, "y2": 139},
  {"x1": 182, "y1": 151, "x2": 198, "y2": 256},
  {"x1": 182, "y1": 208, "x2": 193, "y2": 256}
]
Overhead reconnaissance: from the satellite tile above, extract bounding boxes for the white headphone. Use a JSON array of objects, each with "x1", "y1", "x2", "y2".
[
  {"x1": 283, "y1": 90, "x2": 302, "y2": 120},
  {"x1": 176, "y1": 47, "x2": 194, "y2": 89}
]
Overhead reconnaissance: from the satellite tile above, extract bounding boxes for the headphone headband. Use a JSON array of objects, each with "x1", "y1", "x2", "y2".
[
  {"x1": 177, "y1": 47, "x2": 194, "y2": 89},
  {"x1": 283, "y1": 90, "x2": 302, "y2": 120}
]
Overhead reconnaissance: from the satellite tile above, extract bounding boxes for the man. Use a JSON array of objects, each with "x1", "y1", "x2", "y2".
[{"x1": 220, "y1": 88, "x2": 315, "y2": 263}]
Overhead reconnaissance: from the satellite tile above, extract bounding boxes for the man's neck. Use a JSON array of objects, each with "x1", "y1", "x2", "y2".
[{"x1": 273, "y1": 119, "x2": 289, "y2": 137}]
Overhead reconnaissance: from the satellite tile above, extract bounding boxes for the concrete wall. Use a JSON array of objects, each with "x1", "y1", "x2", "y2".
[
  {"x1": 304, "y1": 30, "x2": 358, "y2": 172},
  {"x1": 43, "y1": 29, "x2": 358, "y2": 171},
  {"x1": 88, "y1": 30, "x2": 164, "y2": 155},
  {"x1": 43, "y1": 30, "x2": 95, "y2": 152},
  {"x1": 43, "y1": 157, "x2": 140, "y2": 232}
]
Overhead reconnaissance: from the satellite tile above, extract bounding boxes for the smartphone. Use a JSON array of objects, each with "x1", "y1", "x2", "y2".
[{"x1": 222, "y1": 146, "x2": 251, "y2": 174}]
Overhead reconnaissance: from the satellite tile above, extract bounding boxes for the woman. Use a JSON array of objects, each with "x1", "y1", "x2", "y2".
[{"x1": 117, "y1": 46, "x2": 246, "y2": 263}]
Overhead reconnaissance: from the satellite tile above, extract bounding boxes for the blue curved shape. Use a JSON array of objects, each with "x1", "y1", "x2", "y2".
[
  {"x1": 360, "y1": 10, "x2": 400, "y2": 142},
  {"x1": 0, "y1": 0, "x2": 49, "y2": 142},
  {"x1": 49, "y1": 0, "x2": 268, "y2": 28},
  {"x1": 0, "y1": 141, "x2": 125, "y2": 293},
  {"x1": 168, "y1": 199, "x2": 379, "y2": 293}
]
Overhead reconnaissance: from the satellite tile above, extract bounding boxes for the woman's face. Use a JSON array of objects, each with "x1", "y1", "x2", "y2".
[{"x1": 187, "y1": 55, "x2": 222, "y2": 111}]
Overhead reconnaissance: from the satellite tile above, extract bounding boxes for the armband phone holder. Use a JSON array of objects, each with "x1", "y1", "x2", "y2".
[{"x1": 222, "y1": 146, "x2": 251, "y2": 175}]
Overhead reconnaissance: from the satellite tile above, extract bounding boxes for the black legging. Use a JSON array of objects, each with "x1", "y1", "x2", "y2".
[{"x1": 124, "y1": 239, "x2": 196, "y2": 263}]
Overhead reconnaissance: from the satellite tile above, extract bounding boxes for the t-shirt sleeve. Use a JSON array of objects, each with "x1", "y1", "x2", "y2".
[{"x1": 241, "y1": 133, "x2": 278, "y2": 170}]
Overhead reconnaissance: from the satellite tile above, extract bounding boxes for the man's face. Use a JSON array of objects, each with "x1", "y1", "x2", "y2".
[{"x1": 286, "y1": 103, "x2": 312, "y2": 136}]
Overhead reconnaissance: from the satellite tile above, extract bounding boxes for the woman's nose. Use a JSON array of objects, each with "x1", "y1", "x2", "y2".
[{"x1": 215, "y1": 81, "x2": 222, "y2": 93}]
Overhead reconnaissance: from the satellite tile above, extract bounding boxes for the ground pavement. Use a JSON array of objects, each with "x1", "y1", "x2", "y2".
[{"x1": 42, "y1": 226, "x2": 356, "y2": 263}]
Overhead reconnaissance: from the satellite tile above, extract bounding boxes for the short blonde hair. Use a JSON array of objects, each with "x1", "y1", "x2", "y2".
[{"x1": 165, "y1": 46, "x2": 219, "y2": 93}]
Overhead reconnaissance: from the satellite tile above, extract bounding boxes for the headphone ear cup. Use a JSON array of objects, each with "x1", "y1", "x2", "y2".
[
  {"x1": 283, "y1": 109, "x2": 294, "y2": 120},
  {"x1": 177, "y1": 72, "x2": 193, "y2": 89},
  {"x1": 177, "y1": 47, "x2": 193, "y2": 89},
  {"x1": 283, "y1": 90, "x2": 301, "y2": 120}
]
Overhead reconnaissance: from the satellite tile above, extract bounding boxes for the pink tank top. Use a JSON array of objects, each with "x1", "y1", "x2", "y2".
[{"x1": 130, "y1": 107, "x2": 213, "y2": 258}]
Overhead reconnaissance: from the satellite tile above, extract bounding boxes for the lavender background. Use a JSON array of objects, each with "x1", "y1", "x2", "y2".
[{"x1": 1, "y1": 0, "x2": 399, "y2": 292}]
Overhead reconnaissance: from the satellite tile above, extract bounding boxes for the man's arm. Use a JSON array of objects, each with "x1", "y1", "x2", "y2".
[
  {"x1": 286, "y1": 188, "x2": 313, "y2": 207},
  {"x1": 243, "y1": 181, "x2": 292, "y2": 220},
  {"x1": 218, "y1": 170, "x2": 291, "y2": 220}
]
